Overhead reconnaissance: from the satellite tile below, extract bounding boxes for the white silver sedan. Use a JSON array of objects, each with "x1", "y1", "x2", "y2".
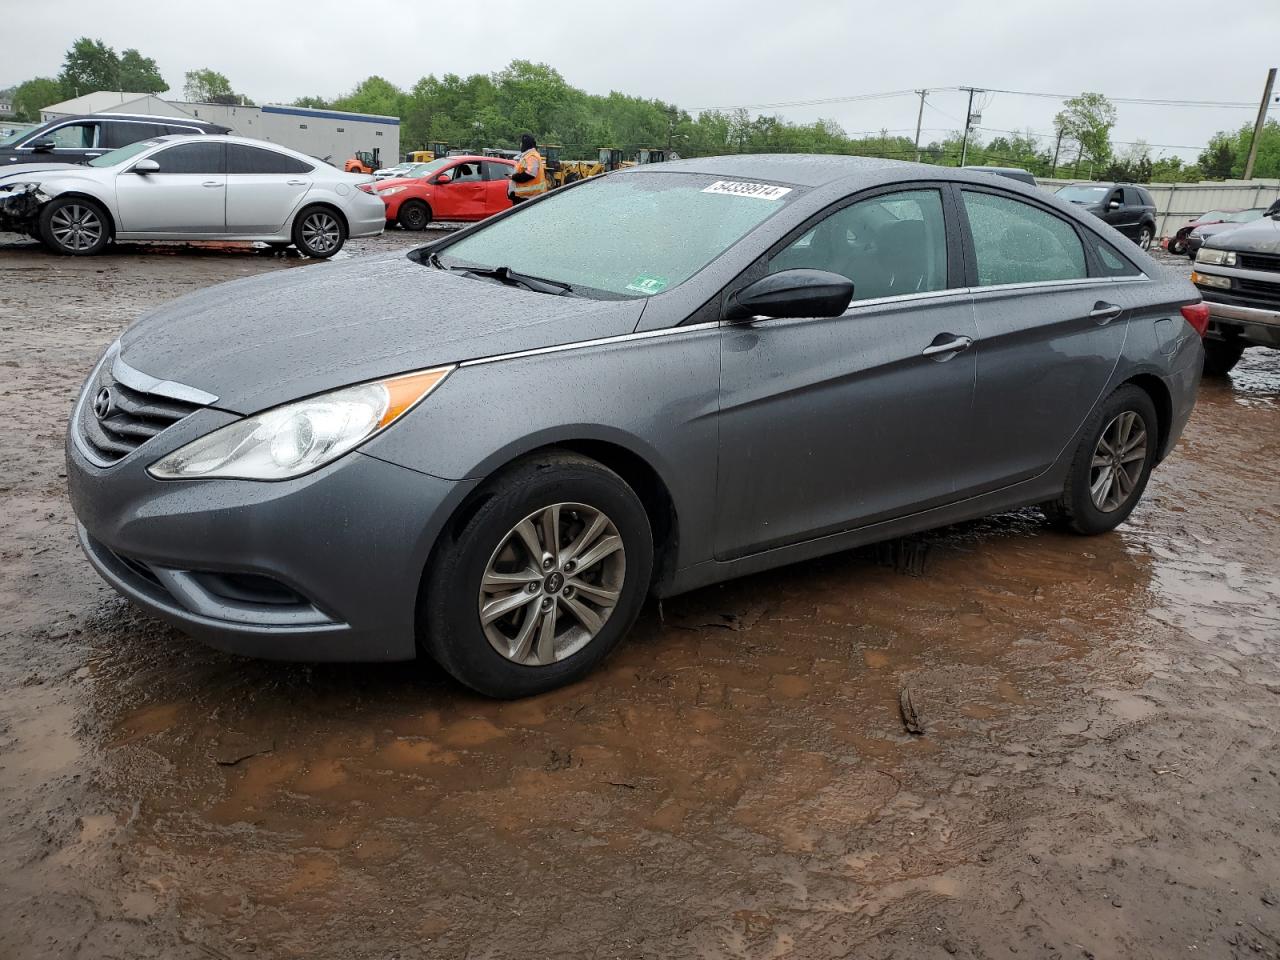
[{"x1": 0, "y1": 135, "x2": 386, "y2": 257}]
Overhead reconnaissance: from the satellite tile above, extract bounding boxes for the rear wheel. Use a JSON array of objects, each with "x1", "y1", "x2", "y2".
[
  {"x1": 397, "y1": 200, "x2": 431, "y2": 231},
  {"x1": 1137, "y1": 224, "x2": 1153, "y2": 250},
  {"x1": 39, "y1": 197, "x2": 109, "y2": 255},
  {"x1": 422, "y1": 452, "x2": 652, "y2": 698},
  {"x1": 1202, "y1": 338, "x2": 1245, "y2": 377},
  {"x1": 292, "y1": 206, "x2": 345, "y2": 258},
  {"x1": 1168, "y1": 236, "x2": 1186, "y2": 255},
  {"x1": 1042, "y1": 385, "x2": 1158, "y2": 535}
]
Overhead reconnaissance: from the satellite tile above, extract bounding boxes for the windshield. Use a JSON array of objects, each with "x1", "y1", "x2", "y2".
[
  {"x1": 1198, "y1": 210, "x2": 1231, "y2": 222},
  {"x1": 0, "y1": 128, "x2": 29, "y2": 146},
  {"x1": 406, "y1": 158, "x2": 450, "y2": 178},
  {"x1": 436, "y1": 171, "x2": 799, "y2": 297},
  {"x1": 87, "y1": 140, "x2": 161, "y2": 167},
  {"x1": 1228, "y1": 208, "x2": 1265, "y2": 222},
  {"x1": 1056, "y1": 185, "x2": 1109, "y2": 203}
]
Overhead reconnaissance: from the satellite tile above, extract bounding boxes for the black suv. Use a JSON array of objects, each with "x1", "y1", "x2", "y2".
[
  {"x1": 1188, "y1": 201, "x2": 1280, "y2": 375},
  {"x1": 1055, "y1": 182, "x2": 1158, "y2": 250},
  {"x1": 1, "y1": 113, "x2": 230, "y2": 168}
]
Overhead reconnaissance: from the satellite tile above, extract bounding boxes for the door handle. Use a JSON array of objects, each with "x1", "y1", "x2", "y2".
[
  {"x1": 921, "y1": 335, "x2": 974, "y2": 358},
  {"x1": 286, "y1": 179, "x2": 307, "y2": 185},
  {"x1": 201, "y1": 180, "x2": 224, "y2": 188},
  {"x1": 84, "y1": 152, "x2": 102, "y2": 158},
  {"x1": 1089, "y1": 301, "x2": 1123, "y2": 324}
]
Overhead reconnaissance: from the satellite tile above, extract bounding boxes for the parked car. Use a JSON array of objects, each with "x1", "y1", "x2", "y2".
[
  {"x1": 362, "y1": 154, "x2": 516, "y2": 229},
  {"x1": 374, "y1": 163, "x2": 414, "y2": 180},
  {"x1": 0, "y1": 134, "x2": 384, "y2": 257},
  {"x1": 1056, "y1": 182, "x2": 1158, "y2": 249},
  {"x1": 0, "y1": 112, "x2": 229, "y2": 168},
  {"x1": 1184, "y1": 207, "x2": 1269, "y2": 259},
  {"x1": 1164, "y1": 209, "x2": 1237, "y2": 255},
  {"x1": 1189, "y1": 207, "x2": 1280, "y2": 375},
  {"x1": 67, "y1": 156, "x2": 1205, "y2": 697},
  {"x1": 962, "y1": 165, "x2": 1038, "y2": 186}
]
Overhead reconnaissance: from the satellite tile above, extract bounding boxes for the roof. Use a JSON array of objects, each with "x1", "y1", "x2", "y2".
[
  {"x1": 261, "y1": 104, "x2": 400, "y2": 126},
  {"x1": 643, "y1": 153, "x2": 936, "y2": 187},
  {"x1": 40, "y1": 92, "x2": 185, "y2": 117}
]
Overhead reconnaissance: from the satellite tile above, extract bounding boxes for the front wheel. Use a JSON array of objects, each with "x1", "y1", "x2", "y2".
[
  {"x1": 1042, "y1": 385, "x2": 1158, "y2": 535},
  {"x1": 38, "y1": 197, "x2": 110, "y2": 255},
  {"x1": 1202, "y1": 338, "x2": 1245, "y2": 377},
  {"x1": 292, "y1": 206, "x2": 346, "y2": 258},
  {"x1": 422, "y1": 452, "x2": 653, "y2": 698},
  {"x1": 397, "y1": 200, "x2": 431, "y2": 231},
  {"x1": 1168, "y1": 236, "x2": 1186, "y2": 255}
]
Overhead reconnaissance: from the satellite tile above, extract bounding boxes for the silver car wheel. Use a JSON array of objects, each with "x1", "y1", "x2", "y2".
[
  {"x1": 1139, "y1": 226, "x2": 1152, "y2": 250},
  {"x1": 301, "y1": 211, "x2": 341, "y2": 254},
  {"x1": 50, "y1": 204, "x2": 103, "y2": 251},
  {"x1": 1089, "y1": 411, "x2": 1147, "y2": 513},
  {"x1": 478, "y1": 502, "x2": 626, "y2": 666}
]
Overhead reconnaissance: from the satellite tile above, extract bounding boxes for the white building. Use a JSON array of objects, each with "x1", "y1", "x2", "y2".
[{"x1": 38, "y1": 92, "x2": 400, "y2": 166}]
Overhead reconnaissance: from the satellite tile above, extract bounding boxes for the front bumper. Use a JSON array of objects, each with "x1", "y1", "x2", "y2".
[{"x1": 67, "y1": 420, "x2": 475, "y2": 661}]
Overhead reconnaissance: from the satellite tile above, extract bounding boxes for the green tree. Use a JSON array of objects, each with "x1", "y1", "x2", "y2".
[
  {"x1": 1198, "y1": 135, "x2": 1235, "y2": 179},
  {"x1": 183, "y1": 68, "x2": 251, "y2": 105},
  {"x1": 11, "y1": 77, "x2": 64, "y2": 120},
  {"x1": 1196, "y1": 120, "x2": 1280, "y2": 180},
  {"x1": 331, "y1": 75, "x2": 404, "y2": 118},
  {"x1": 1054, "y1": 92, "x2": 1117, "y2": 176},
  {"x1": 292, "y1": 95, "x2": 331, "y2": 109},
  {"x1": 59, "y1": 37, "x2": 120, "y2": 96},
  {"x1": 118, "y1": 49, "x2": 167, "y2": 93}
]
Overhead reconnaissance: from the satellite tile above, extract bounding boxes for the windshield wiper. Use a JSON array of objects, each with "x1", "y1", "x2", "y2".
[{"x1": 455, "y1": 264, "x2": 575, "y2": 296}]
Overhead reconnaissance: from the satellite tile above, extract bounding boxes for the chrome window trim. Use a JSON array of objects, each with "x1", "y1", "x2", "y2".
[{"x1": 969, "y1": 274, "x2": 1150, "y2": 295}]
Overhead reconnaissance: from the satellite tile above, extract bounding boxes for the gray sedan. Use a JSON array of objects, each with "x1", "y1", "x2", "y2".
[{"x1": 67, "y1": 155, "x2": 1205, "y2": 698}]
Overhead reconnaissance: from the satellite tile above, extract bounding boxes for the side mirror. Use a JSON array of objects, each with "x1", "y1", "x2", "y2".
[
  {"x1": 1108, "y1": 199, "x2": 1121, "y2": 210},
  {"x1": 433, "y1": 173, "x2": 451, "y2": 185},
  {"x1": 132, "y1": 158, "x2": 160, "y2": 174},
  {"x1": 724, "y1": 269, "x2": 854, "y2": 322},
  {"x1": 29, "y1": 138, "x2": 56, "y2": 153}
]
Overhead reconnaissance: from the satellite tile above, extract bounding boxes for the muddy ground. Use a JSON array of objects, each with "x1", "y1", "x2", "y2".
[{"x1": 0, "y1": 230, "x2": 1277, "y2": 960}]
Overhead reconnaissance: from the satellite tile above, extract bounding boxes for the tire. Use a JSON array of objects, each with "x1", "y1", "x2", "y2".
[
  {"x1": 1137, "y1": 224, "x2": 1153, "y2": 251},
  {"x1": 1168, "y1": 236, "x2": 1186, "y2": 255},
  {"x1": 1202, "y1": 338, "x2": 1245, "y2": 377},
  {"x1": 422, "y1": 452, "x2": 653, "y2": 698},
  {"x1": 38, "y1": 196, "x2": 110, "y2": 256},
  {"x1": 1041, "y1": 385, "x2": 1159, "y2": 536},
  {"x1": 292, "y1": 206, "x2": 346, "y2": 258},
  {"x1": 397, "y1": 200, "x2": 431, "y2": 231}
]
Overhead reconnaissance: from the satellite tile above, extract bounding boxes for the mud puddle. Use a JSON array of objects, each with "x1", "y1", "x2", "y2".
[{"x1": 1, "y1": 237, "x2": 1278, "y2": 959}]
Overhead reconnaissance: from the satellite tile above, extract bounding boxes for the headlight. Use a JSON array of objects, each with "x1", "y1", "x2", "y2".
[
  {"x1": 1196, "y1": 248, "x2": 1236, "y2": 266},
  {"x1": 378, "y1": 186, "x2": 408, "y2": 196},
  {"x1": 148, "y1": 366, "x2": 453, "y2": 481},
  {"x1": 1190, "y1": 270, "x2": 1231, "y2": 290}
]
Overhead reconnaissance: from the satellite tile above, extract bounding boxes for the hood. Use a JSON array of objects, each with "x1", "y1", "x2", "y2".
[
  {"x1": 373, "y1": 176, "x2": 425, "y2": 190},
  {"x1": 0, "y1": 162, "x2": 85, "y2": 183},
  {"x1": 1203, "y1": 215, "x2": 1280, "y2": 253},
  {"x1": 117, "y1": 250, "x2": 646, "y2": 414}
]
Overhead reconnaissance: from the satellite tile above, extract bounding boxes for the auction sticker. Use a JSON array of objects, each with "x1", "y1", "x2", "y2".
[
  {"x1": 626, "y1": 274, "x2": 669, "y2": 295},
  {"x1": 702, "y1": 180, "x2": 792, "y2": 201}
]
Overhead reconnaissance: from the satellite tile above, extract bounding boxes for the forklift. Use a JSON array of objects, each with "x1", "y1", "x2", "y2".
[{"x1": 343, "y1": 149, "x2": 380, "y2": 174}]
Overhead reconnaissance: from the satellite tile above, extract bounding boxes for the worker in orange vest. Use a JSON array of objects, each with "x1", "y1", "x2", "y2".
[{"x1": 508, "y1": 133, "x2": 547, "y2": 204}]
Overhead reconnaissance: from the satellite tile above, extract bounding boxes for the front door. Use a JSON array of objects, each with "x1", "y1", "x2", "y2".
[
  {"x1": 483, "y1": 161, "x2": 515, "y2": 216},
  {"x1": 114, "y1": 140, "x2": 226, "y2": 235},
  {"x1": 715, "y1": 187, "x2": 979, "y2": 560},
  {"x1": 225, "y1": 142, "x2": 312, "y2": 233},
  {"x1": 435, "y1": 161, "x2": 487, "y2": 220},
  {"x1": 957, "y1": 186, "x2": 1133, "y2": 489}
]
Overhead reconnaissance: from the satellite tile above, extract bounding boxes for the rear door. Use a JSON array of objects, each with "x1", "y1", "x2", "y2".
[
  {"x1": 114, "y1": 140, "x2": 227, "y2": 234},
  {"x1": 714, "y1": 185, "x2": 980, "y2": 560},
  {"x1": 436, "y1": 161, "x2": 486, "y2": 219},
  {"x1": 958, "y1": 186, "x2": 1133, "y2": 490},
  {"x1": 483, "y1": 160, "x2": 514, "y2": 215},
  {"x1": 225, "y1": 143, "x2": 313, "y2": 233}
]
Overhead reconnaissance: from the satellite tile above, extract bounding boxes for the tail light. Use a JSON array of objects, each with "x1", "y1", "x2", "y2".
[
  {"x1": 1180, "y1": 301, "x2": 1210, "y2": 337},
  {"x1": 357, "y1": 183, "x2": 373, "y2": 194}
]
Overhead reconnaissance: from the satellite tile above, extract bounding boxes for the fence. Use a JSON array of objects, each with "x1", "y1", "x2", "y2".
[{"x1": 1035, "y1": 177, "x2": 1280, "y2": 239}]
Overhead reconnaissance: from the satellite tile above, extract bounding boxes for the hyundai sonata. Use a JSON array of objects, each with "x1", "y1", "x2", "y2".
[{"x1": 68, "y1": 155, "x2": 1204, "y2": 697}]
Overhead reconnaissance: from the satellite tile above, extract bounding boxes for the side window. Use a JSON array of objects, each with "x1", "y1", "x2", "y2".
[
  {"x1": 227, "y1": 143, "x2": 313, "y2": 175},
  {"x1": 1108, "y1": 188, "x2": 1124, "y2": 207},
  {"x1": 961, "y1": 190, "x2": 1088, "y2": 286},
  {"x1": 45, "y1": 122, "x2": 99, "y2": 149},
  {"x1": 150, "y1": 141, "x2": 225, "y2": 174},
  {"x1": 483, "y1": 161, "x2": 512, "y2": 181},
  {"x1": 1123, "y1": 187, "x2": 1143, "y2": 207},
  {"x1": 103, "y1": 121, "x2": 162, "y2": 148},
  {"x1": 448, "y1": 162, "x2": 482, "y2": 183},
  {"x1": 160, "y1": 125, "x2": 202, "y2": 138},
  {"x1": 769, "y1": 188, "x2": 949, "y2": 301},
  {"x1": 1086, "y1": 233, "x2": 1142, "y2": 278}
]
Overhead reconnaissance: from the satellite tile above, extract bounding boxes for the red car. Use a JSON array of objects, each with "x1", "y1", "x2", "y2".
[
  {"x1": 1163, "y1": 208, "x2": 1243, "y2": 255},
  {"x1": 361, "y1": 155, "x2": 516, "y2": 230}
]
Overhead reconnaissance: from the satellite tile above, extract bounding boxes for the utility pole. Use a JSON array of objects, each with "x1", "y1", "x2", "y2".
[
  {"x1": 913, "y1": 89, "x2": 927, "y2": 162},
  {"x1": 959, "y1": 87, "x2": 981, "y2": 167},
  {"x1": 1051, "y1": 128, "x2": 1064, "y2": 177},
  {"x1": 1243, "y1": 67, "x2": 1277, "y2": 181}
]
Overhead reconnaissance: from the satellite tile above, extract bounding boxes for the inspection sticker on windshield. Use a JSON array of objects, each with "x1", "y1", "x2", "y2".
[
  {"x1": 626, "y1": 274, "x2": 669, "y2": 295},
  {"x1": 702, "y1": 180, "x2": 792, "y2": 201}
]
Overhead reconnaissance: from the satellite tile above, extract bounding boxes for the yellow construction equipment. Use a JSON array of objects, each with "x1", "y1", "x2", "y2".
[
  {"x1": 407, "y1": 141, "x2": 450, "y2": 163},
  {"x1": 635, "y1": 148, "x2": 675, "y2": 165},
  {"x1": 556, "y1": 147, "x2": 632, "y2": 186}
]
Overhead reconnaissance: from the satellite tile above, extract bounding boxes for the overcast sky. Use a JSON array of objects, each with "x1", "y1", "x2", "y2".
[{"x1": 5, "y1": 0, "x2": 1277, "y2": 160}]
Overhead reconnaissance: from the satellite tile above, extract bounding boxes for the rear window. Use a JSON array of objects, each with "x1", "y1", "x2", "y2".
[{"x1": 227, "y1": 143, "x2": 313, "y2": 175}]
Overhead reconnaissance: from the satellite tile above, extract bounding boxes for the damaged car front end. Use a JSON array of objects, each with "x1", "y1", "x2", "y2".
[{"x1": 0, "y1": 182, "x2": 50, "y2": 236}]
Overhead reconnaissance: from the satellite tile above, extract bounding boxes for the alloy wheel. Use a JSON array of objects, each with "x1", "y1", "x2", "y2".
[
  {"x1": 1089, "y1": 411, "x2": 1148, "y2": 512},
  {"x1": 478, "y1": 502, "x2": 626, "y2": 666},
  {"x1": 1139, "y1": 227, "x2": 1152, "y2": 250},
  {"x1": 50, "y1": 204, "x2": 103, "y2": 252},
  {"x1": 301, "y1": 212, "x2": 341, "y2": 254}
]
